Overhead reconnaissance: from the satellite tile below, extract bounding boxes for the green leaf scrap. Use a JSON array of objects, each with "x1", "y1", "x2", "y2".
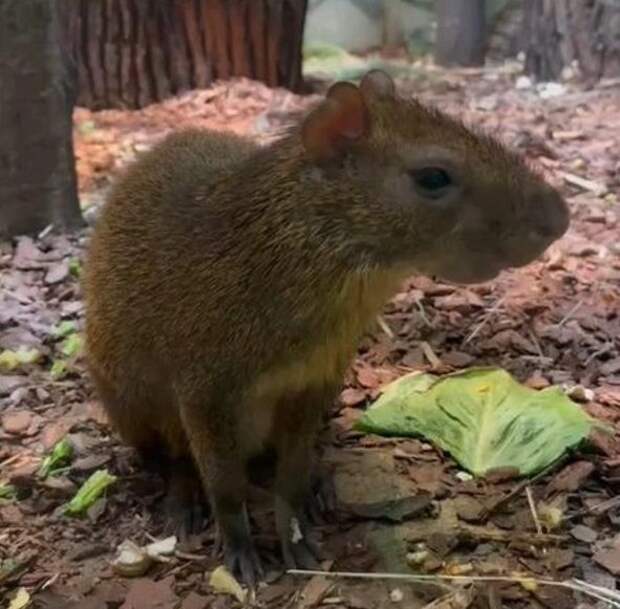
[
  {"x1": 69, "y1": 258, "x2": 82, "y2": 278},
  {"x1": 356, "y1": 367, "x2": 604, "y2": 478},
  {"x1": 64, "y1": 469, "x2": 117, "y2": 516},
  {"x1": 0, "y1": 347, "x2": 43, "y2": 371},
  {"x1": 50, "y1": 360, "x2": 69, "y2": 380},
  {"x1": 38, "y1": 438, "x2": 74, "y2": 479},
  {"x1": 0, "y1": 558, "x2": 21, "y2": 583},
  {"x1": 0, "y1": 484, "x2": 17, "y2": 500},
  {"x1": 61, "y1": 333, "x2": 83, "y2": 358},
  {"x1": 52, "y1": 320, "x2": 77, "y2": 339}
]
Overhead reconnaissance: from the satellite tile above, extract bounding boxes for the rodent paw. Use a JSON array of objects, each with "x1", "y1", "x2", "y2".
[
  {"x1": 280, "y1": 534, "x2": 322, "y2": 571},
  {"x1": 276, "y1": 500, "x2": 324, "y2": 570}
]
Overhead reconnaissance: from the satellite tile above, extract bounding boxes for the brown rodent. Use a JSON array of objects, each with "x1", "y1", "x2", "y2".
[{"x1": 83, "y1": 70, "x2": 569, "y2": 585}]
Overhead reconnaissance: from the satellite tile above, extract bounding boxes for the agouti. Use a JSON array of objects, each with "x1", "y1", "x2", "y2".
[{"x1": 83, "y1": 70, "x2": 569, "y2": 585}]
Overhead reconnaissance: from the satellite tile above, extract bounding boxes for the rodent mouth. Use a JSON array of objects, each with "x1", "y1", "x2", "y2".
[
  {"x1": 433, "y1": 264, "x2": 503, "y2": 285},
  {"x1": 501, "y1": 243, "x2": 549, "y2": 269}
]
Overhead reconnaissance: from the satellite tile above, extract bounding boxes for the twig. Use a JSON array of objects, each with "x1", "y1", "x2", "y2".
[
  {"x1": 37, "y1": 223, "x2": 54, "y2": 239},
  {"x1": 414, "y1": 296, "x2": 433, "y2": 328},
  {"x1": 287, "y1": 570, "x2": 620, "y2": 608},
  {"x1": 376, "y1": 315, "x2": 394, "y2": 339},
  {"x1": 574, "y1": 580, "x2": 620, "y2": 603},
  {"x1": 40, "y1": 572, "x2": 60, "y2": 591},
  {"x1": 526, "y1": 328, "x2": 546, "y2": 364},
  {"x1": 23, "y1": 571, "x2": 61, "y2": 599},
  {"x1": 554, "y1": 299, "x2": 583, "y2": 328},
  {"x1": 525, "y1": 486, "x2": 543, "y2": 536},
  {"x1": 585, "y1": 341, "x2": 614, "y2": 366},
  {"x1": 456, "y1": 524, "x2": 567, "y2": 547},
  {"x1": 464, "y1": 295, "x2": 507, "y2": 345},
  {"x1": 480, "y1": 456, "x2": 567, "y2": 521},
  {"x1": 558, "y1": 171, "x2": 607, "y2": 196},
  {"x1": 520, "y1": 355, "x2": 554, "y2": 365},
  {"x1": 0, "y1": 453, "x2": 27, "y2": 469},
  {"x1": 420, "y1": 341, "x2": 441, "y2": 368},
  {"x1": 563, "y1": 495, "x2": 620, "y2": 522}
]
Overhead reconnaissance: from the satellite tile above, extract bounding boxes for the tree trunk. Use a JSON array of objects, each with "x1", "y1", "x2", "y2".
[
  {"x1": 435, "y1": 0, "x2": 487, "y2": 67},
  {"x1": 0, "y1": 0, "x2": 83, "y2": 239},
  {"x1": 524, "y1": 0, "x2": 620, "y2": 82},
  {"x1": 487, "y1": 0, "x2": 524, "y2": 61},
  {"x1": 70, "y1": 0, "x2": 308, "y2": 110}
]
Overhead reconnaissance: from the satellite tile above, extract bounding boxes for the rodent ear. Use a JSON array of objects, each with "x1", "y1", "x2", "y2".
[
  {"x1": 301, "y1": 82, "x2": 368, "y2": 162},
  {"x1": 360, "y1": 69, "x2": 396, "y2": 100}
]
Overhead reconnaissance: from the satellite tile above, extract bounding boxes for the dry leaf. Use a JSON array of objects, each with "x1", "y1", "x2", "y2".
[
  {"x1": 8, "y1": 588, "x2": 31, "y2": 609},
  {"x1": 209, "y1": 566, "x2": 246, "y2": 604}
]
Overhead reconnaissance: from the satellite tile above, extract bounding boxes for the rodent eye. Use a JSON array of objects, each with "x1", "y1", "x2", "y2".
[{"x1": 410, "y1": 167, "x2": 453, "y2": 198}]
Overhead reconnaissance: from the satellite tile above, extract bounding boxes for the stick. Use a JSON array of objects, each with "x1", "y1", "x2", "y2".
[
  {"x1": 480, "y1": 456, "x2": 567, "y2": 521},
  {"x1": 555, "y1": 299, "x2": 583, "y2": 328},
  {"x1": 414, "y1": 296, "x2": 433, "y2": 328},
  {"x1": 558, "y1": 171, "x2": 607, "y2": 196},
  {"x1": 420, "y1": 341, "x2": 441, "y2": 368},
  {"x1": 376, "y1": 315, "x2": 394, "y2": 339},
  {"x1": 525, "y1": 486, "x2": 543, "y2": 536},
  {"x1": 287, "y1": 570, "x2": 620, "y2": 608},
  {"x1": 464, "y1": 295, "x2": 507, "y2": 345},
  {"x1": 563, "y1": 495, "x2": 620, "y2": 522},
  {"x1": 456, "y1": 524, "x2": 566, "y2": 547}
]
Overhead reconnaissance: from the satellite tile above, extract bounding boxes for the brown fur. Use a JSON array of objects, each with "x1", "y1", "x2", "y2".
[{"x1": 83, "y1": 71, "x2": 569, "y2": 581}]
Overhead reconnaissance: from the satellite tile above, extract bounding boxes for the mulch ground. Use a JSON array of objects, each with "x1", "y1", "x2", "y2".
[{"x1": 1, "y1": 64, "x2": 620, "y2": 609}]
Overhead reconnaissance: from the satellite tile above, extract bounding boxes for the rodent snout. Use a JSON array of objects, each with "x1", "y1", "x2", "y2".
[
  {"x1": 501, "y1": 188, "x2": 570, "y2": 269},
  {"x1": 528, "y1": 188, "x2": 570, "y2": 243}
]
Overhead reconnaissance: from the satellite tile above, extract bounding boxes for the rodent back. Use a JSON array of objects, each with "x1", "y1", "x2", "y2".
[
  {"x1": 84, "y1": 126, "x2": 393, "y2": 384},
  {"x1": 85, "y1": 71, "x2": 570, "y2": 378},
  {"x1": 83, "y1": 129, "x2": 260, "y2": 368}
]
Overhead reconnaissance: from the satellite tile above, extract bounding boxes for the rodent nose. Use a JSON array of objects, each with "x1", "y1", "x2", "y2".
[{"x1": 530, "y1": 189, "x2": 570, "y2": 241}]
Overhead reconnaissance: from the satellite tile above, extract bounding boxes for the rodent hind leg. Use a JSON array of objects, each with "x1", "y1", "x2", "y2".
[
  {"x1": 91, "y1": 365, "x2": 208, "y2": 539},
  {"x1": 179, "y1": 392, "x2": 263, "y2": 587},
  {"x1": 131, "y1": 430, "x2": 208, "y2": 540},
  {"x1": 160, "y1": 457, "x2": 207, "y2": 540}
]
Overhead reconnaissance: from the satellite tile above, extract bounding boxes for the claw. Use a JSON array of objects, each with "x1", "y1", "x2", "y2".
[
  {"x1": 213, "y1": 512, "x2": 264, "y2": 588},
  {"x1": 224, "y1": 542, "x2": 264, "y2": 589}
]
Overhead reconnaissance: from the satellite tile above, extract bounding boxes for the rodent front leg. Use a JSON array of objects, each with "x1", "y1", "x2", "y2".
[
  {"x1": 273, "y1": 385, "x2": 333, "y2": 569},
  {"x1": 180, "y1": 393, "x2": 263, "y2": 587}
]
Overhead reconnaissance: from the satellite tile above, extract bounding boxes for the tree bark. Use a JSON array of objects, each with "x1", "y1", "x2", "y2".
[
  {"x1": 0, "y1": 0, "x2": 83, "y2": 239},
  {"x1": 524, "y1": 0, "x2": 620, "y2": 82},
  {"x1": 69, "y1": 0, "x2": 308, "y2": 110},
  {"x1": 487, "y1": 0, "x2": 524, "y2": 61},
  {"x1": 435, "y1": 0, "x2": 487, "y2": 67}
]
